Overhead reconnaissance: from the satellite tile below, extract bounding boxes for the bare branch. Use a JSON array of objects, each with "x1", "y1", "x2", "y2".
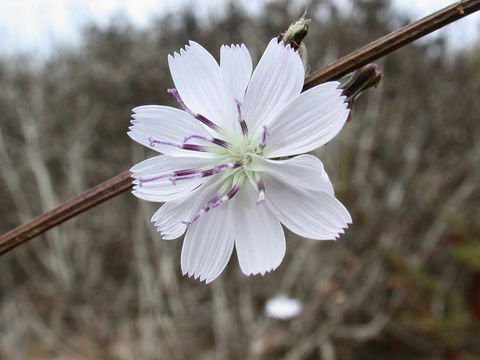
[{"x1": 1, "y1": 0, "x2": 479, "y2": 255}]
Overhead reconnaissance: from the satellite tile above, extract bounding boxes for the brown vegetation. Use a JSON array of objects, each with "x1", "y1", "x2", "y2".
[{"x1": 1, "y1": 1, "x2": 479, "y2": 359}]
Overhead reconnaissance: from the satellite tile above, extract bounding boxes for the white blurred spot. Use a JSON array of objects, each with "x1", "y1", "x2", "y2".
[{"x1": 265, "y1": 295, "x2": 303, "y2": 320}]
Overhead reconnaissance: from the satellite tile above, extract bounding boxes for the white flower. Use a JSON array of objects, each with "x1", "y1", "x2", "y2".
[
  {"x1": 128, "y1": 38, "x2": 351, "y2": 283},
  {"x1": 265, "y1": 295, "x2": 303, "y2": 320}
]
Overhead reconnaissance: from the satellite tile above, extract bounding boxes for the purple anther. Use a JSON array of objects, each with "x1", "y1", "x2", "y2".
[
  {"x1": 197, "y1": 161, "x2": 244, "y2": 179},
  {"x1": 233, "y1": 160, "x2": 244, "y2": 168},
  {"x1": 149, "y1": 137, "x2": 181, "y2": 149},
  {"x1": 235, "y1": 99, "x2": 248, "y2": 136},
  {"x1": 183, "y1": 135, "x2": 229, "y2": 148},
  {"x1": 210, "y1": 185, "x2": 240, "y2": 209},
  {"x1": 195, "y1": 114, "x2": 220, "y2": 131},
  {"x1": 182, "y1": 185, "x2": 241, "y2": 226},
  {"x1": 208, "y1": 193, "x2": 221, "y2": 205},
  {"x1": 182, "y1": 144, "x2": 208, "y2": 152},
  {"x1": 227, "y1": 185, "x2": 240, "y2": 199},
  {"x1": 256, "y1": 179, "x2": 266, "y2": 205},
  {"x1": 201, "y1": 169, "x2": 216, "y2": 177},
  {"x1": 174, "y1": 168, "x2": 200, "y2": 177},
  {"x1": 212, "y1": 138, "x2": 230, "y2": 148},
  {"x1": 259, "y1": 126, "x2": 269, "y2": 150},
  {"x1": 170, "y1": 174, "x2": 201, "y2": 185},
  {"x1": 168, "y1": 88, "x2": 220, "y2": 131},
  {"x1": 168, "y1": 168, "x2": 203, "y2": 185}
]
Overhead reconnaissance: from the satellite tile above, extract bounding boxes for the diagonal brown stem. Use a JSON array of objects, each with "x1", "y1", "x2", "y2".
[
  {"x1": 304, "y1": 0, "x2": 480, "y2": 89},
  {"x1": 1, "y1": 0, "x2": 479, "y2": 255}
]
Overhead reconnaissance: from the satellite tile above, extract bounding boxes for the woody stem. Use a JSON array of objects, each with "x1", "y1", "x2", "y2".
[{"x1": 1, "y1": 0, "x2": 479, "y2": 256}]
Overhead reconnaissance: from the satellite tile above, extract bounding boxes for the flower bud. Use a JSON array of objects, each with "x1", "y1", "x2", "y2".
[
  {"x1": 279, "y1": 15, "x2": 311, "y2": 51},
  {"x1": 341, "y1": 63, "x2": 383, "y2": 106}
]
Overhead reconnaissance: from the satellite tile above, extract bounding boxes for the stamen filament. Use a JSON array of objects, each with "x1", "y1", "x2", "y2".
[
  {"x1": 259, "y1": 126, "x2": 269, "y2": 150},
  {"x1": 256, "y1": 179, "x2": 266, "y2": 205},
  {"x1": 148, "y1": 137, "x2": 208, "y2": 152},
  {"x1": 182, "y1": 185, "x2": 241, "y2": 226},
  {"x1": 235, "y1": 99, "x2": 249, "y2": 136},
  {"x1": 183, "y1": 135, "x2": 230, "y2": 148},
  {"x1": 137, "y1": 168, "x2": 202, "y2": 186},
  {"x1": 168, "y1": 88, "x2": 220, "y2": 131},
  {"x1": 171, "y1": 161, "x2": 243, "y2": 185}
]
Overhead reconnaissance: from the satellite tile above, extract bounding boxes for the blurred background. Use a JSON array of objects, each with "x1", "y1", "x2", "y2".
[{"x1": 1, "y1": 0, "x2": 480, "y2": 359}]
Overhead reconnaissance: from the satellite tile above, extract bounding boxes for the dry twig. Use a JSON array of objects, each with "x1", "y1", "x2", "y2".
[{"x1": 1, "y1": 0, "x2": 479, "y2": 255}]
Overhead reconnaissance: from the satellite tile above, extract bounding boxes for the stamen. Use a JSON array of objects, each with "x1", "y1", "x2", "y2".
[
  {"x1": 183, "y1": 135, "x2": 209, "y2": 143},
  {"x1": 171, "y1": 161, "x2": 243, "y2": 185},
  {"x1": 211, "y1": 138, "x2": 230, "y2": 148},
  {"x1": 168, "y1": 88, "x2": 220, "y2": 131},
  {"x1": 183, "y1": 135, "x2": 230, "y2": 148},
  {"x1": 139, "y1": 160, "x2": 243, "y2": 187},
  {"x1": 259, "y1": 126, "x2": 269, "y2": 150},
  {"x1": 235, "y1": 99, "x2": 249, "y2": 136},
  {"x1": 182, "y1": 185, "x2": 241, "y2": 226},
  {"x1": 149, "y1": 137, "x2": 180, "y2": 149},
  {"x1": 256, "y1": 179, "x2": 266, "y2": 205},
  {"x1": 174, "y1": 168, "x2": 199, "y2": 177},
  {"x1": 136, "y1": 174, "x2": 170, "y2": 186},
  {"x1": 181, "y1": 144, "x2": 208, "y2": 152},
  {"x1": 137, "y1": 168, "x2": 202, "y2": 186},
  {"x1": 149, "y1": 137, "x2": 208, "y2": 152},
  {"x1": 227, "y1": 185, "x2": 240, "y2": 199},
  {"x1": 211, "y1": 185, "x2": 240, "y2": 208}
]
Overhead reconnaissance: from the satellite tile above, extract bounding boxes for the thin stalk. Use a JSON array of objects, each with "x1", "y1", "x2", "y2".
[{"x1": 1, "y1": 0, "x2": 479, "y2": 255}]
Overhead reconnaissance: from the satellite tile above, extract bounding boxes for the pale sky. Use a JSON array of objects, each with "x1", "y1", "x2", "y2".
[{"x1": 0, "y1": 0, "x2": 478, "y2": 57}]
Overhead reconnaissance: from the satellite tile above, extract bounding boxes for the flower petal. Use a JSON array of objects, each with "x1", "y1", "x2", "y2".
[
  {"x1": 128, "y1": 105, "x2": 213, "y2": 158},
  {"x1": 233, "y1": 184, "x2": 285, "y2": 276},
  {"x1": 256, "y1": 154, "x2": 334, "y2": 196},
  {"x1": 181, "y1": 200, "x2": 234, "y2": 283},
  {"x1": 264, "y1": 81, "x2": 350, "y2": 158},
  {"x1": 220, "y1": 44, "x2": 253, "y2": 132},
  {"x1": 243, "y1": 38, "x2": 305, "y2": 133},
  {"x1": 168, "y1": 41, "x2": 227, "y2": 127},
  {"x1": 264, "y1": 175, "x2": 351, "y2": 240},
  {"x1": 151, "y1": 177, "x2": 222, "y2": 240},
  {"x1": 131, "y1": 155, "x2": 208, "y2": 202}
]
